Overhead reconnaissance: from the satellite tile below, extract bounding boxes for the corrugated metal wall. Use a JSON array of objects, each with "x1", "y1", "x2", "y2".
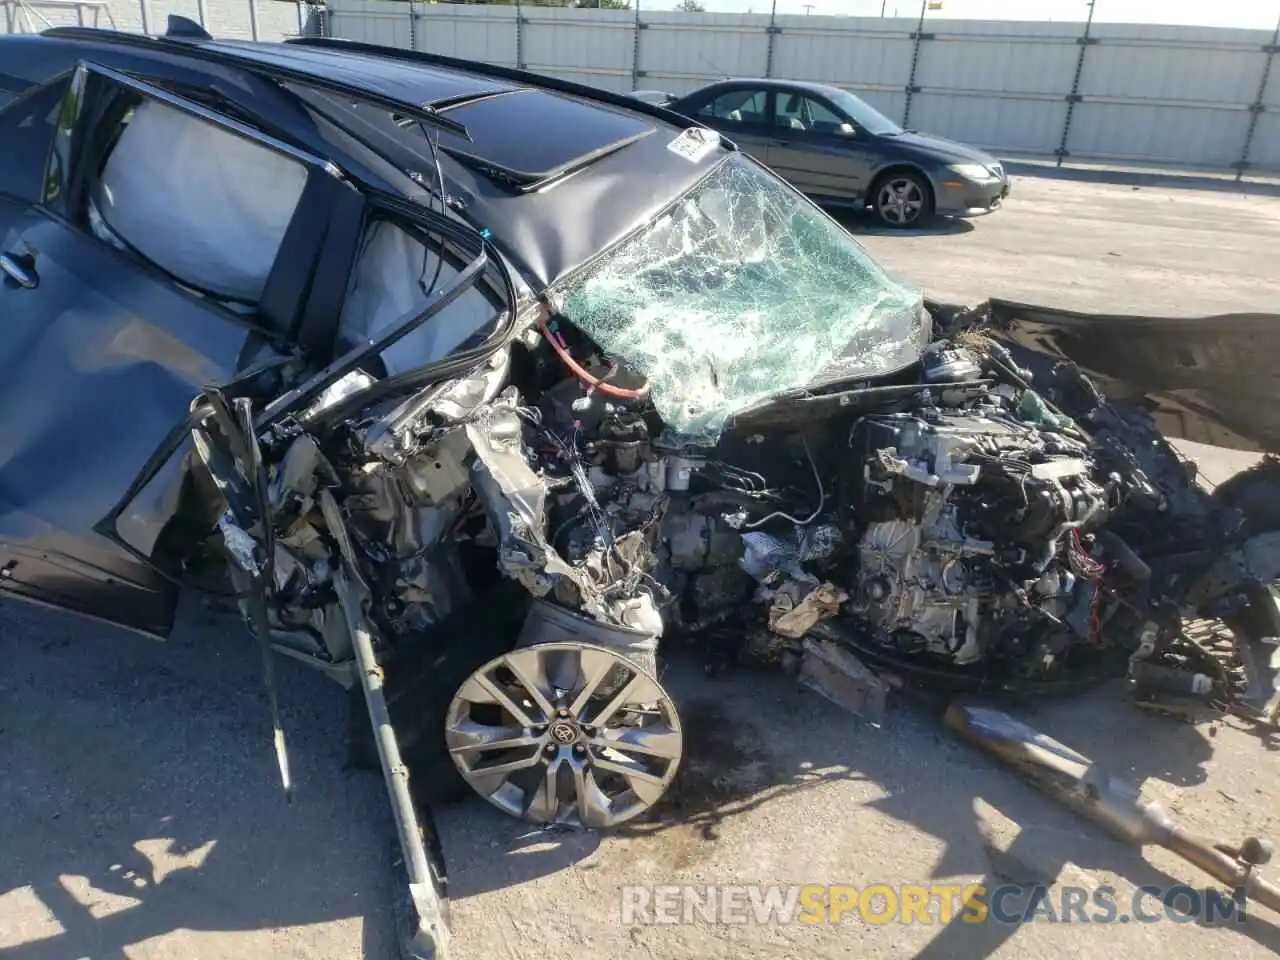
[{"x1": 327, "y1": 0, "x2": 1280, "y2": 177}]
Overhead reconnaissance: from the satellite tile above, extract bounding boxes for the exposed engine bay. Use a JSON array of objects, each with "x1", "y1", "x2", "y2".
[
  {"x1": 109, "y1": 292, "x2": 1280, "y2": 960},
  {"x1": 189, "y1": 296, "x2": 1280, "y2": 838}
]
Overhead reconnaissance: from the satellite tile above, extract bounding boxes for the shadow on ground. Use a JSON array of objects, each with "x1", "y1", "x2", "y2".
[
  {"x1": 0, "y1": 598, "x2": 410, "y2": 959},
  {"x1": 832, "y1": 207, "x2": 978, "y2": 237},
  {"x1": 2, "y1": 595, "x2": 1276, "y2": 959}
]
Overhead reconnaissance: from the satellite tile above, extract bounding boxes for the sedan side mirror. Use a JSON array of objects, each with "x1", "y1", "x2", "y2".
[{"x1": 836, "y1": 122, "x2": 856, "y2": 137}]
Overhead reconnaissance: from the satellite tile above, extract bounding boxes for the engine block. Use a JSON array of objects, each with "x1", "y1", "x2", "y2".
[{"x1": 848, "y1": 407, "x2": 1109, "y2": 665}]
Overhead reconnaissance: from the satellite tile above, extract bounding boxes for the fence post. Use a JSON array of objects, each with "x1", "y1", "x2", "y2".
[
  {"x1": 247, "y1": 0, "x2": 260, "y2": 40},
  {"x1": 138, "y1": 0, "x2": 151, "y2": 35},
  {"x1": 516, "y1": 0, "x2": 524, "y2": 69},
  {"x1": 407, "y1": 0, "x2": 417, "y2": 51},
  {"x1": 1235, "y1": 10, "x2": 1280, "y2": 181},
  {"x1": 196, "y1": 0, "x2": 209, "y2": 27},
  {"x1": 630, "y1": 0, "x2": 642, "y2": 91},
  {"x1": 901, "y1": 0, "x2": 930, "y2": 127},
  {"x1": 1055, "y1": 0, "x2": 1097, "y2": 167},
  {"x1": 764, "y1": 0, "x2": 778, "y2": 78}
]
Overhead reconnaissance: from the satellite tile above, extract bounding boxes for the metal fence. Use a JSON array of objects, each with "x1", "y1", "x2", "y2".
[
  {"x1": 326, "y1": 0, "x2": 1280, "y2": 177},
  {"x1": 0, "y1": 0, "x2": 314, "y2": 42}
]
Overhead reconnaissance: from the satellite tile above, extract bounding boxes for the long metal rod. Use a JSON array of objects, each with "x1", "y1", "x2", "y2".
[
  {"x1": 1056, "y1": 0, "x2": 1096, "y2": 168},
  {"x1": 628, "y1": 0, "x2": 639, "y2": 89},
  {"x1": 321, "y1": 489, "x2": 450, "y2": 960},
  {"x1": 901, "y1": 0, "x2": 928, "y2": 128},
  {"x1": 945, "y1": 703, "x2": 1280, "y2": 915},
  {"x1": 764, "y1": 0, "x2": 778, "y2": 79},
  {"x1": 1235, "y1": 9, "x2": 1280, "y2": 181}
]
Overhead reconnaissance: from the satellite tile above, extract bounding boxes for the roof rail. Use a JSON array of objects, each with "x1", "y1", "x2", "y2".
[
  {"x1": 283, "y1": 36, "x2": 717, "y2": 136},
  {"x1": 39, "y1": 27, "x2": 472, "y2": 140}
]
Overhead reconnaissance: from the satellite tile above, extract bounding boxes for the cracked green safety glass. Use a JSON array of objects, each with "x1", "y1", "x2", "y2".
[{"x1": 556, "y1": 154, "x2": 925, "y2": 443}]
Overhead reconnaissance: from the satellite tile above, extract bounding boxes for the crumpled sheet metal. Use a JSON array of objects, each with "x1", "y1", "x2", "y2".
[
  {"x1": 466, "y1": 392, "x2": 603, "y2": 612},
  {"x1": 767, "y1": 580, "x2": 849, "y2": 639},
  {"x1": 466, "y1": 391, "x2": 665, "y2": 632}
]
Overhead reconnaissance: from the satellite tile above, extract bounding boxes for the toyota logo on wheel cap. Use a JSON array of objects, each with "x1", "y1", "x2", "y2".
[{"x1": 550, "y1": 721, "x2": 578, "y2": 744}]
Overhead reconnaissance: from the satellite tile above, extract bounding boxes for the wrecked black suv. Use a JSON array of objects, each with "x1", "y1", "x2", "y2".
[{"x1": 3, "y1": 22, "x2": 1280, "y2": 960}]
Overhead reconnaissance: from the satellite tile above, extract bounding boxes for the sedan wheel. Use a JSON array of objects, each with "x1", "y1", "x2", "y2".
[
  {"x1": 874, "y1": 175, "x2": 930, "y2": 228},
  {"x1": 445, "y1": 642, "x2": 683, "y2": 828}
]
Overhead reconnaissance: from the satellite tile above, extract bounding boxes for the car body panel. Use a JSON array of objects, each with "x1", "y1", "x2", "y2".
[
  {"x1": 0, "y1": 55, "x2": 353, "y2": 638},
  {"x1": 766, "y1": 127, "x2": 877, "y2": 202},
  {"x1": 0, "y1": 200, "x2": 254, "y2": 636}
]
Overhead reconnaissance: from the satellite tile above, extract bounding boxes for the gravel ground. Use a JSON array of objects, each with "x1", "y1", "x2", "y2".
[{"x1": 1, "y1": 171, "x2": 1279, "y2": 960}]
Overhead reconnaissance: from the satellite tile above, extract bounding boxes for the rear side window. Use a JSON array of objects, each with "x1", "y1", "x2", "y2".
[
  {"x1": 0, "y1": 79, "x2": 68, "y2": 204},
  {"x1": 88, "y1": 97, "x2": 308, "y2": 306}
]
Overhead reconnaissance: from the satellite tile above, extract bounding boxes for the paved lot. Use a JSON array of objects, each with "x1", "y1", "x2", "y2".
[{"x1": 2, "y1": 172, "x2": 1279, "y2": 960}]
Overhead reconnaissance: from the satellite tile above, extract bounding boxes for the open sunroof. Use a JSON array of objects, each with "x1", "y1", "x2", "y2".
[{"x1": 431, "y1": 89, "x2": 655, "y2": 191}]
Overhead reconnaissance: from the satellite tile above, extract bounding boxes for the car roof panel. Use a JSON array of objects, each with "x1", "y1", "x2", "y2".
[{"x1": 210, "y1": 39, "x2": 516, "y2": 106}]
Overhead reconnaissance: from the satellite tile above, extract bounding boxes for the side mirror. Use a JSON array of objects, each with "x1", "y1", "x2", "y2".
[{"x1": 836, "y1": 122, "x2": 856, "y2": 137}]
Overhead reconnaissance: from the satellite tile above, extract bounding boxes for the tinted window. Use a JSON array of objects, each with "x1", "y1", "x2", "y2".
[
  {"x1": 88, "y1": 97, "x2": 307, "y2": 307},
  {"x1": 699, "y1": 90, "x2": 769, "y2": 126},
  {"x1": 0, "y1": 79, "x2": 67, "y2": 204},
  {"x1": 775, "y1": 92, "x2": 846, "y2": 134}
]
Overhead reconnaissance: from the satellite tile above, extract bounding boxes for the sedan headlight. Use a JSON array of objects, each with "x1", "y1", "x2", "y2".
[{"x1": 949, "y1": 163, "x2": 996, "y2": 181}]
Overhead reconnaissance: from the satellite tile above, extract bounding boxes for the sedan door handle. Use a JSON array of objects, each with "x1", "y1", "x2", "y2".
[{"x1": 0, "y1": 253, "x2": 38, "y2": 290}]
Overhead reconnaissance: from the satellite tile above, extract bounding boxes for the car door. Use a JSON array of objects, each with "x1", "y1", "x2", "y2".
[
  {"x1": 763, "y1": 90, "x2": 878, "y2": 203},
  {"x1": 0, "y1": 62, "x2": 345, "y2": 637},
  {"x1": 683, "y1": 86, "x2": 776, "y2": 166}
]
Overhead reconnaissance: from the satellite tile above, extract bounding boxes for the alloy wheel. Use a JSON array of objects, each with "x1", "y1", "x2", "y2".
[
  {"x1": 877, "y1": 177, "x2": 926, "y2": 226},
  {"x1": 445, "y1": 642, "x2": 683, "y2": 827}
]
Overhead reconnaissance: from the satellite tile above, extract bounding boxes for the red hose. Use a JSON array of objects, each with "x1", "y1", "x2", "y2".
[{"x1": 538, "y1": 312, "x2": 651, "y2": 401}]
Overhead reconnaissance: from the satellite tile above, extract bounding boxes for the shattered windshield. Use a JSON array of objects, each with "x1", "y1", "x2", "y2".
[{"x1": 555, "y1": 153, "x2": 925, "y2": 443}]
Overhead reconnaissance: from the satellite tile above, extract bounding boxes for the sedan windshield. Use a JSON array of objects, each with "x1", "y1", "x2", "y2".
[
  {"x1": 555, "y1": 153, "x2": 925, "y2": 443},
  {"x1": 824, "y1": 88, "x2": 904, "y2": 137}
]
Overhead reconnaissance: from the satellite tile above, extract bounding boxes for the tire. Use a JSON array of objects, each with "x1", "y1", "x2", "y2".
[
  {"x1": 871, "y1": 170, "x2": 934, "y2": 229},
  {"x1": 347, "y1": 581, "x2": 534, "y2": 806}
]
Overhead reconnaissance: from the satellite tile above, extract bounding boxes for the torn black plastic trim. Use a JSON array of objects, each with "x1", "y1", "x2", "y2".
[{"x1": 983, "y1": 298, "x2": 1280, "y2": 454}]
